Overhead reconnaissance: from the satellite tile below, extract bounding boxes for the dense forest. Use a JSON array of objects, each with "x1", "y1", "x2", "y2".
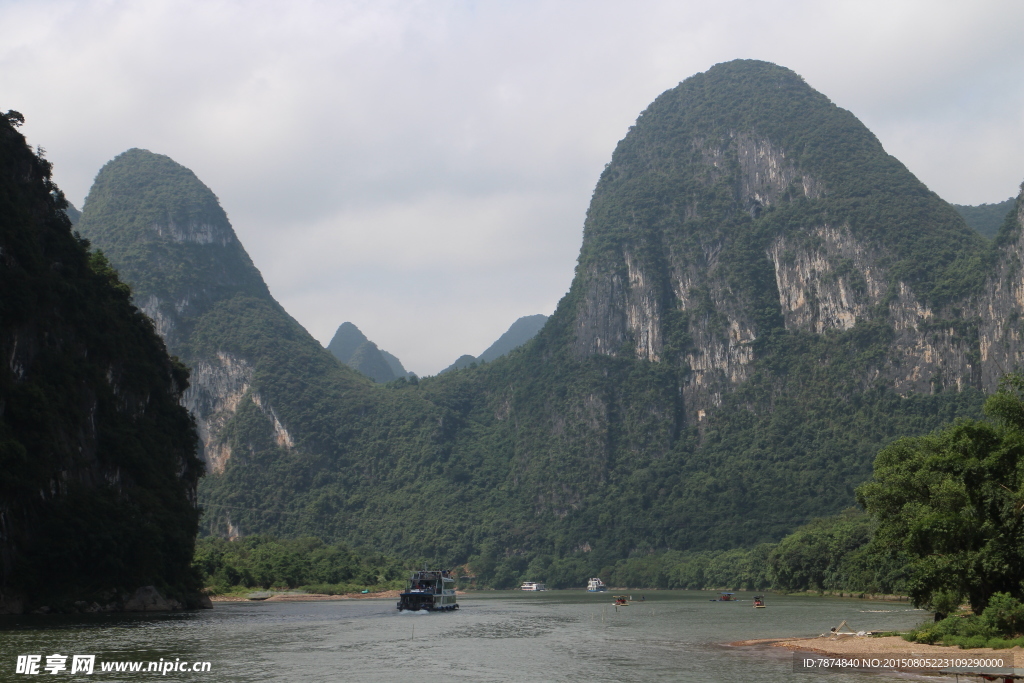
[
  {"x1": 76, "y1": 60, "x2": 1024, "y2": 594},
  {"x1": 193, "y1": 536, "x2": 408, "y2": 595}
]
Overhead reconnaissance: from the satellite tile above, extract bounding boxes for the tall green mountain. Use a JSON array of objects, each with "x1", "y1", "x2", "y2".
[
  {"x1": 0, "y1": 114, "x2": 203, "y2": 612},
  {"x1": 77, "y1": 60, "x2": 1024, "y2": 588},
  {"x1": 74, "y1": 149, "x2": 389, "y2": 493}
]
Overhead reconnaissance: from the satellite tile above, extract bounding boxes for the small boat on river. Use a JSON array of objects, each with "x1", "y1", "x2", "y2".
[
  {"x1": 613, "y1": 595, "x2": 630, "y2": 606},
  {"x1": 711, "y1": 592, "x2": 738, "y2": 602},
  {"x1": 520, "y1": 582, "x2": 547, "y2": 591},
  {"x1": 753, "y1": 595, "x2": 766, "y2": 608},
  {"x1": 587, "y1": 577, "x2": 607, "y2": 592},
  {"x1": 396, "y1": 569, "x2": 459, "y2": 612}
]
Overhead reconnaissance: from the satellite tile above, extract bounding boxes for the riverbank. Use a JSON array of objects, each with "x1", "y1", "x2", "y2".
[
  {"x1": 210, "y1": 589, "x2": 469, "y2": 602},
  {"x1": 778, "y1": 590, "x2": 911, "y2": 602},
  {"x1": 211, "y1": 590, "x2": 402, "y2": 602}
]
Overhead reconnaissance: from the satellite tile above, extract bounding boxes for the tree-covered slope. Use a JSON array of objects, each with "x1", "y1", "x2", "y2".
[
  {"x1": 0, "y1": 113, "x2": 203, "y2": 612},
  {"x1": 77, "y1": 61, "x2": 1024, "y2": 589}
]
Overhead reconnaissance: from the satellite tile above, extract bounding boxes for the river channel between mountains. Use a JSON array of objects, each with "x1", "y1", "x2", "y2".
[{"x1": 0, "y1": 591, "x2": 939, "y2": 682}]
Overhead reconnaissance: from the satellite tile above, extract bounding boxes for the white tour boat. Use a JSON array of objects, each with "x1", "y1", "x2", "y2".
[
  {"x1": 587, "y1": 577, "x2": 607, "y2": 592},
  {"x1": 519, "y1": 582, "x2": 547, "y2": 591}
]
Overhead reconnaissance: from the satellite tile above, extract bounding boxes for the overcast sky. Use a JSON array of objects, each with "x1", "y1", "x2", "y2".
[{"x1": 3, "y1": 0, "x2": 1023, "y2": 375}]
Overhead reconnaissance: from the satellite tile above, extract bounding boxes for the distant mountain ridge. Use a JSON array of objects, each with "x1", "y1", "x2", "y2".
[
  {"x1": 954, "y1": 197, "x2": 1016, "y2": 239},
  {"x1": 326, "y1": 322, "x2": 411, "y2": 382},
  {"x1": 440, "y1": 314, "x2": 548, "y2": 373}
]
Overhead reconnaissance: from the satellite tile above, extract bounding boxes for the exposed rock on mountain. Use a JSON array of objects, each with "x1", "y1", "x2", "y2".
[
  {"x1": 567, "y1": 59, "x2": 996, "y2": 424},
  {"x1": 0, "y1": 115, "x2": 202, "y2": 612}
]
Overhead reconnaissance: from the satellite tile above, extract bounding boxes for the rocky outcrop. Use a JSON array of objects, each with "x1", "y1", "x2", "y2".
[
  {"x1": 250, "y1": 392, "x2": 295, "y2": 449},
  {"x1": 573, "y1": 262, "x2": 631, "y2": 358},
  {"x1": 767, "y1": 225, "x2": 882, "y2": 334},
  {"x1": 123, "y1": 585, "x2": 183, "y2": 612},
  {"x1": 2, "y1": 586, "x2": 213, "y2": 615}
]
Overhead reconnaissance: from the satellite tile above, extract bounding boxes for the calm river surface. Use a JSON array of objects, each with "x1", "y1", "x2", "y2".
[{"x1": 0, "y1": 591, "x2": 944, "y2": 682}]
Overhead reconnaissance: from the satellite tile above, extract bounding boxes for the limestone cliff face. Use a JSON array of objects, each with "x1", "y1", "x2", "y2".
[
  {"x1": 977, "y1": 198, "x2": 1024, "y2": 388},
  {"x1": 182, "y1": 352, "x2": 254, "y2": 473},
  {"x1": 764, "y1": 223, "x2": 992, "y2": 395},
  {"x1": 564, "y1": 59, "x2": 1006, "y2": 426}
]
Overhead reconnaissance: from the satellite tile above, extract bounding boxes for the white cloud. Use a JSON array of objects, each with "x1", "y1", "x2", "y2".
[{"x1": 3, "y1": 0, "x2": 1023, "y2": 373}]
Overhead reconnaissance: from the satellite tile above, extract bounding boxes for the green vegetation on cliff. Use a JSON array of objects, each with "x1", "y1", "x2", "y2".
[{"x1": 0, "y1": 113, "x2": 203, "y2": 611}]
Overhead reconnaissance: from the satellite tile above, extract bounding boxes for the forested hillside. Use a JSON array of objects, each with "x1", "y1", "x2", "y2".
[
  {"x1": 78, "y1": 60, "x2": 1024, "y2": 588},
  {"x1": 0, "y1": 112, "x2": 203, "y2": 612},
  {"x1": 955, "y1": 198, "x2": 1015, "y2": 239}
]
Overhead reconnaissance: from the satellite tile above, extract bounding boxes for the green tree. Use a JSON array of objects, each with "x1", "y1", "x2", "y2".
[{"x1": 857, "y1": 375, "x2": 1024, "y2": 613}]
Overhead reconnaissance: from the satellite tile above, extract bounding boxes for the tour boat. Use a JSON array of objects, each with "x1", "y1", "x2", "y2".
[
  {"x1": 520, "y1": 582, "x2": 547, "y2": 591},
  {"x1": 396, "y1": 569, "x2": 459, "y2": 611},
  {"x1": 587, "y1": 577, "x2": 607, "y2": 592}
]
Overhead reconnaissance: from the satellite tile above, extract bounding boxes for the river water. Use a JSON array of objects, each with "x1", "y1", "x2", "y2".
[{"x1": 0, "y1": 591, "x2": 945, "y2": 682}]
